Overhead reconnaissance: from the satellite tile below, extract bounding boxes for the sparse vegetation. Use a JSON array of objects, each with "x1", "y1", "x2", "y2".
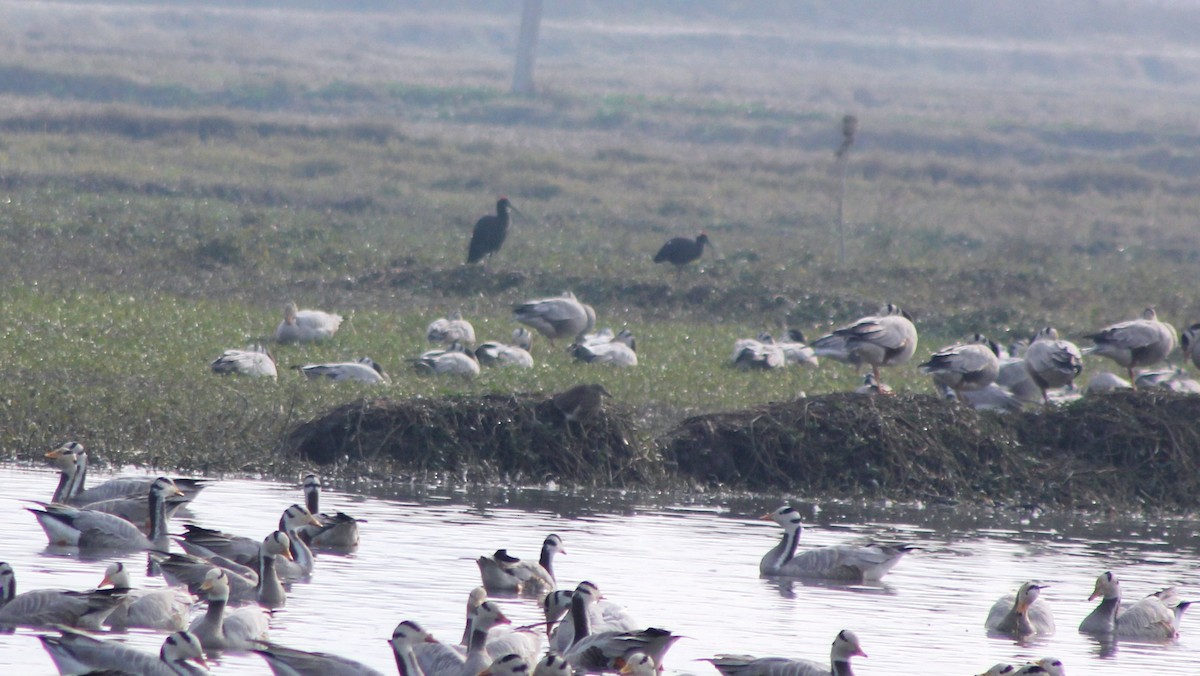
[{"x1": 1, "y1": 3, "x2": 1199, "y2": 508}]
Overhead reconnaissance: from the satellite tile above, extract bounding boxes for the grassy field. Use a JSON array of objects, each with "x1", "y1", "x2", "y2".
[{"x1": 1, "y1": 2, "x2": 1199, "y2": 478}]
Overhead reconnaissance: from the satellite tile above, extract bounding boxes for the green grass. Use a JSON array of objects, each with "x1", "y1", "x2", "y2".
[{"x1": 1, "y1": 3, "x2": 1199, "y2": 476}]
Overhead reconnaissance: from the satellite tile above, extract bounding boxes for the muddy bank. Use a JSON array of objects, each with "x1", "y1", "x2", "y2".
[{"x1": 284, "y1": 389, "x2": 1200, "y2": 511}]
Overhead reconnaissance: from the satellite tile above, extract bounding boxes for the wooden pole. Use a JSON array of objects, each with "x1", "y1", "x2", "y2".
[
  {"x1": 511, "y1": 0, "x2": 544, "y2": 96},
  {"x1": 835, "y1": 114, "x2": 858, "y2": 265}
]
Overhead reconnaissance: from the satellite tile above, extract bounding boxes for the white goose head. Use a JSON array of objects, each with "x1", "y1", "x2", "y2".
[
  {"x1": 161, "y1": 631, "x2": 208, "y2": 670},
  {"x1": 481, "y1": 653, "x2": 530, "y2": 676},
  {"x1": 762, "y1": 505, "x2": 804, "y2": 534},
  {"x1": 390, "y1": 620, "x2": 437, "y2": 650},
  {"x1": 534, "y1": 653, "x2": 572, "y2": 676},
  {"x1": 99, "y1": 561, "x2": 132, "y2": 588},
  {"x1": 1089, "y1": 571, "x2": 1119, "y2": 601},
  {"x1": 831, "y1": 629, "x2": 867, "y2": 662},
  {"x1": 618, "y1": 652, "x2": 656, "y2": 675},
  {"x1": 199, "y1": 568, "x2": 231, "y2": 603}
]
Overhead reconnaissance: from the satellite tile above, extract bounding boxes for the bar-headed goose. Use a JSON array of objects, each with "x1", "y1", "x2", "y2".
[
  {"x1": 544, "y1": 583, "x2": 639, "y2": 654},
  {"x1": 274, "y1": 301, "x2": 342, "y2": 344},
  {"x1": 297, "y1": 474, "x2": 362, "y2": 551},
  {"x1": 1015, "y1": 658, "x2": 1065, "y2": 675},
  {"x1": 480, "y1": 653, "x2": 531, "y2": 676},
  {"x1": 411, "y1": 342, "x2": 481, "y2": 379},
  {"x1": 1023, "y1": 327, "x2": 1084, "y2": 405},
  {"x1": 919, "y1": 334, "x2": 1001, "y2": 402},
  {"x1": 1078, "y1": 571, "x2": 1189, "y2": 638},
  {"x1": 1183, "y1": 322, "x2": 1200, "y2": 370},
  {"x1": 44, "y1": 441, "x2": 207, "y2": 506},
  {"x1": 513, "y1": 292, "x2": 596, "y2": 347},
  {"x1": 779, "y1": 329, "x2": 819, "y2": 368},
  {"x1": 707, "y1": 629, "x2": 866, "y2": 676},
  {"x1": 39, "y1": 628, "x2": 209, "y2": 676},
  {"x1": 976, "y1": 664, "x2": 1017, "y2": 676},
  {"x1": 99, "y1": 561, "x2": 195, "y2": 632},
  {"x1": 476, "y1": 328, "x2": 535, "y2": 368},
  {"x1": 427, "y1": 310, "x2": 477, "y2": 346},
  {"x1": 759, "y1": 506, "x2": 913, "y2": 582},
  {"x1": 391, "y1": 620, "x2": 438, "y2": 676},
  {"x1": 29, "y1": 476, "x2": 182, "y2": 551},
  {"x1": 452, "y1": 587, "x2": 542, "y2": 666},
  {"x1": 571, "y1": 329, "x2": 638, "y2": 367},
  {"x1": 477, "y1": 534, "x2": 563, "y2": 596},
  {"x1": 618, "y1": 652, "x2": 657, "y2": 675},
  {"x1": 179, "y1": 504, "x2": 319, "y2": 581},
  {"x1": 188, "y1": 569, "x2": 270, "y2": 654},
  {"x1": 295, "y1": 357, "x2": 389, "y2": 383},
  {"x1": 986, "y1": 581, "x2": 1055, "y2": 637},
  {"x1": 413, "y1": 601, "x2": 511, "y2": 676},
  {"x1": 1083, "y1": 307, "x2": 1177, "y2": 385},
  {"x1": 0, "y1": 562, "x2": 127, "y2": 630},
  {"x1": 561, "y1": 581, "x2": 680, "y2": 673},
  {"x1": 811, "y1": 303, "x2": 918, "y2": 386},
  {"x1": 210, "y1": 344, "x2": 277, "y2": 378},
  {"x1": 533, "y1": 654, "x2": 571, "y2": 676},
  {"x1": 150, "y1": 550, "x2": 260, "y2": 607},
  {"x1": 253, "y1": 643, "x2": 388, "y2": 676}
]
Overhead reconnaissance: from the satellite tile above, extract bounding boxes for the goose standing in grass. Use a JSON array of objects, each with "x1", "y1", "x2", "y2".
[
  {"x1": 391, "y1": 620, "x2": 439, "y2": 676},
  {"x1": 467, "y1": 197, "x2": 520, "y2": 265},
  {"x1": 811, "y1": 303, "x2": 918, "y2": 387},
  {"x1": 210, "y1": 344, "x2": 277, "y2": 378},
  {"x1": 294, "y1": 356, "x2": 389, "y2": 383},
  {"x1": 179, "y1": 504, "x2": 319, "y2": 582},
  {"x1": 99, "y1": 561, "x2": 195, "y2": 632},
  {"x1": 188, "y1": 569, "x2": 270, "y2": 654},
  {"x1": 44, "y1": 441, "x2": 207, "y2": 506},
  {"x1": 919, "y1": 334, "x2": 1001, "y2": 402},
  {"x1": 551, "y1": 383, "x2": 612, "y2": 424},
  {"x1": 1023, "y1": 327, "x2": 1084, "y2": 405},
  {"x1": 544, "y1": 582, "x2": 640, "y2": 654},
  {"x1": 476, "y1": 328, "x2": 535, "y2": 368},
  {"x1": 477, "y1": 534, "x2": 564, "y2": 596},
  {"x1": 1182, "y1": 322, "x2": 1200, "y2": 370},
  {"x1": 513, "y1": 292, "x2": 596, "y2": 347},
  {"x1": 759, "y1": 506, "x2": 913, "y2": 581},
  {"x1": 427, "y1": 310, "x2": 477, "y2": 346},
  {"x1": 411, "y1": 341, "x2": 481, "y2": 379},
  {"x1": 1083, "y1": 307, "x2": 1176, "y2": 385},
  {"x1": 29, "y1": 476, "x2": 182, "y2": 551},
  {"x1": 0, "y1": 562, "x2": 127, "y2": 630},
  {"x1": 296, "y1": 473, "x2": 362, "y2": 550},
  {"x1": 253, "y1": 642, "x2": 388, "y2": 676},
  {"x1": 986, "y1": 581, "x2": 1055, "y2": 637},
  {"x1": 561, "y1": 581, "x2": 680, "y2": 673},
  {"x1": 274, "y1": 301, "x2": 343, "y2": 344},
  {"x1": 706, "y1": 629, "x2": 867, "y2": 676},
  {"x1": 572, "y1": 329, "x2": 638, "y2": 366},
  {"x1": 1078, "y1": 571, "x2": 1190, "y2": 638},
  {"x1": 653, "y1": 232, "x2": 711, "y2": 270},
  {"x1": 39, "y1": 628, "x2": 210, "y2": 676}
]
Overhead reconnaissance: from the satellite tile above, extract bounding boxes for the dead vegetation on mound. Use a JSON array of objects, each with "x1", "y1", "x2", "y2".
[
  {"x1": 285, "y1": 393, "x2": 653, "y2": 486},
  {"x1": 660, "y1": 390, "x2": 1200, "y2": 510},
  {"x1": 284, "y1": 389, "x2": 1200, "y2": 511}
]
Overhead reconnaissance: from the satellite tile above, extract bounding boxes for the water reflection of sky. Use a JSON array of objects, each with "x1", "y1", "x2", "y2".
[{"x1": 1, "y1": 463, "x2": 1197, "y2": 675}]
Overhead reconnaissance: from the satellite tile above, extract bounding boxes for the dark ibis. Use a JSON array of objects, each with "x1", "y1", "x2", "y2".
[
  {"x1": 653, "y1": 233, "x2": 711, "y2": 269},
  {"x1": 466, "y1": 197, "x2": 519, "y2": 265}
]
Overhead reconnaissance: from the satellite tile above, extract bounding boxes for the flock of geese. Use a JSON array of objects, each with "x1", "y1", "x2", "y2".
[
  {"x1": 212, "y1": 291, "x2": 1200, "y2": 415},
  {"x1": 2, "y1": 448, "x2": 1192, "y2": 675}
]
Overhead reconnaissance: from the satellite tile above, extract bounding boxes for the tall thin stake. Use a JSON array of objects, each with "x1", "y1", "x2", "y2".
[{"x1": 835, "y1": 114, "x2": 858, "y2": 265}]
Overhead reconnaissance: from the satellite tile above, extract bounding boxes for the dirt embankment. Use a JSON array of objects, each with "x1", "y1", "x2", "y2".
[{"x1": 285, "y1": 389, "x2": 1200, "y2": 511}]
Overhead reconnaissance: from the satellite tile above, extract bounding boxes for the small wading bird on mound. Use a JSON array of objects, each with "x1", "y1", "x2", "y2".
[
  {"x1": 653, "y1": 232, "x2": 711, "y2": 271},
  {"x1": 467, "y1": 197, "x2": 522, "y2": 265}
]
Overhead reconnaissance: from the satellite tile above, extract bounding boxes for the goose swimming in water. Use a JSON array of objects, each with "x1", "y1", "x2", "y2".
[
  {"x1": 40, "y1": 628, "x2": 209, "y2": 676},
  {"x1": 188, "y1": 569, "x2": 270, "y2": 654},
  {"x1": 210, "y1": 344, "x2": 277, "y2": 378},
  {"x1": 477, "y1": 534, "x2": 564, "y2": 596},
  {"x1": 411, "y1": 601, "x2": 512, "y2": 676},
  {"x1": 99, "y1": 561, "x2": 195, "y2": 632},
  {"x1": 296, "y1": 474, "x2": 362, "y2": 551},
  {"x1": 544, "y1": 582, "x2": 640, "y2": 655},
  {"x1": 1078, "y1": 571, "x2": 1189, "y2": 638},
  {"x1": 29, "y1": 476, "x2": 183, "y2": 551},
  {"x1": 1083, "y1": 307, "x2": 1176, "y2": 386},
  {"x1": 0, "y1": 562, "x2": 127, "y2": 630},
  {"x1": 274, "y1": 301, "x2": 343, "y2": 344},
  {"x1": 759, "y1": 506, "x2": 913, "y2": 581},
  {"x1": 45, "y1": 441, "x2": 207, "y2": 507},
  {"x1": 986, "y1": 581, "x2": 1055, "y2": 637},
  {"x1": 706, "y1": 629, "x2": 867, "y2": 676},
  {"x1": 811, "y1": 303, "x2": 918, "y2": 387},
  {"x1": 253, "y1": 642, "x2": 389, "y2": 676},
  {"x1": 180, "y1": 504, "x2": 319, "y2": 582},
  {"x1": 561, "y1": 581, "x2": 680, "y2": 673},
  {"x1": 534, "y1": 654, "x2": 572, "y2": 676}
]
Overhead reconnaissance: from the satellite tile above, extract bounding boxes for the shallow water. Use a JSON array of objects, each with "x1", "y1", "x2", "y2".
[{"x1": 1, "y1": 463, "x2": 1198, "y2": 675}]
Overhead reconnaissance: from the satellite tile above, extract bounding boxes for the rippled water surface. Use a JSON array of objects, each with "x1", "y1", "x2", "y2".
[{"x1": 2, "y1": 463, "x2": 1199, "y2": 674}]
